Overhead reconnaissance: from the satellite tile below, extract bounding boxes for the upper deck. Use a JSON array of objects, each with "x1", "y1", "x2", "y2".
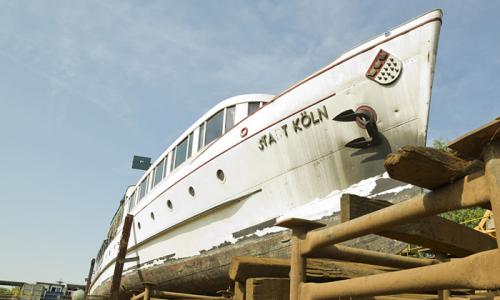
[{"x1": 100, "y1": 93, "x2": 274, "y2": 260}]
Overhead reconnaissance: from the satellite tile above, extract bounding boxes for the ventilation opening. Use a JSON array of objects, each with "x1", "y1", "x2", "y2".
[
  {"x1": 189, "y1": 186, "x2": 195, "y2": 197},
  {"x1": 137, "y1": 222, "x2": 141, "y2": 230},
  {"x1": 150, "y1": 212, "x2": 155, "y2": 220},
  {"x1": 166, "y1": 200, "x2": 173, "y2": 211}
]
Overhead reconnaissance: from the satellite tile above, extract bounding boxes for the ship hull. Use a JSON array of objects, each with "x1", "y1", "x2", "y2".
[{"x1": 89, "y1": 10, "x2": 442, "y2": 297}]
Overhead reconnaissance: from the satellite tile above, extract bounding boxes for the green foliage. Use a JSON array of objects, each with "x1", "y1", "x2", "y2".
[
  {"x1": 431, "y1": 139, "x2": 484, "y2": 228},
  {"x1": 440, "y1": 207, "x2": 486, "y2": 228},
  {"x1": 0, "y1": 287, "x2": 21, "y2": 297},
  {"x1": 11, "y1": 287, "x2": 20, "y2": 297},
  {"x1": 431, "y1": 138, "x2": 453, "y2": 152},
  {"x1": 0, "y1": 287, "x2": 13, "y2": 297}
]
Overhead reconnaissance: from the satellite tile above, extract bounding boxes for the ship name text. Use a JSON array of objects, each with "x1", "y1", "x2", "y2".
[{"x1": 258, "y1": 105, "x2": 329, "y2": 151}]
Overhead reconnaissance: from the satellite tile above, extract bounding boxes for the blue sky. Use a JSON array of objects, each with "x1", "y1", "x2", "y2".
[{"x1": 0, "y1": 1, "x2": 498, "y2": 284}]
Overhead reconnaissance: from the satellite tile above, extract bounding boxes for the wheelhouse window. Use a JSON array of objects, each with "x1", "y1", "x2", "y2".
[
  {"x1": 174, "y1": 137, "x2": 188, "y2": 168},
  {"x1": 248, "y1": 102, "x2": 260, "y2": 115},
  {"x1": 205, "y1": 109, "x2": 224, "y2": 145},
  {"x1": 153, "y1": 158, "x2": 165, "y2": 187},
  {"x1": 225, "y1": 105, "x2": 236, "y2": 132}
]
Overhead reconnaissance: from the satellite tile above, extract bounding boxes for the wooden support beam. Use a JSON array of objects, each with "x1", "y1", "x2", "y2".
[
  {"x1": 130, "y1": 291, "x2": 145, "y2": 300},
  {"x1": 341, "y1": 194, "x2": 497, "y2": 256},
  {"x1": 355, "y1": 295, "x2": 438, "y2": 300},
  {"x1": 229, "y1": 256, "x2": 394, "y2": 284},
  {"x1": 302, "y1": 173, "x2": 490, "y2": 255},
  {"x1": 448, "y1": 118, "x2": 500, "y2": 159},
  {"x1": 150, "y1": 290, "x2": 226, "y2": 300},
  {"x1": 233, "y1": 281, "x2": 246, "y2": 300},
  {"x1": 483, "y1": 139, "x2": 500, "y2": 248},
  {"x1": 301, "y1": 249, "x2": 500, "y2": 300},
  {"x1": 306, "y1": 259, "x2": 395, "y2": 280},
  {"x1": 110, "y1": 214, "x2": 134, "y2": 300},
  {"x1": 308, "y1": 244, "x2": 436, "y2": 269},
  {"x1": 384, "y1": 146, "x2": 483, "y2": 190},
  {"x1": 245, "y1": 278, "x2": 289, "y2": 300},
  {"x1": 355, "y1": 293, "x2": 499, "y2": 300},
  {"x1": 84, "y1": 258, "x2": 95, "y2": 300},
  {"x1": 300, "y1": 249, "x2": 500, "y2": 299}
]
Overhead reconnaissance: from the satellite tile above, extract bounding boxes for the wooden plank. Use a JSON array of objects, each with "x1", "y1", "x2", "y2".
[
  {"x1": 384, "y1": 146, "x2": 483, "y2": 189},
  {"x1": 448, "y1": 118, "x2": 500, "y2": 159},
  {"x1": 341, "y1": 194, "x2": 497, "y2": 256},
  {"x1": 308, "y1": 244, "x2": 436, "y2": 269},
  {"x1": 229, "y1": 256, "x2": 393, "y2": 283},
  {"x1": 151, "y1": 290, "x2": 225, "y2": 300},
  {"x1": 110, "y1": 214, "x2": 134, "y2": 300},
  {"x1": 355, "y1": 295, "x2": 437, "y2": 300},
  {"x1": 306, "y1": 258, "x2": 395, "y2": 279},
  {"x1": 245, "y1": 278, "x2": 289, "y2": 300}
]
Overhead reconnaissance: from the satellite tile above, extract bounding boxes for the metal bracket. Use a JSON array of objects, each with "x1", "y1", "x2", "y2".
[{"x1": 333, "y1": 109, "x2": 380, "y2": 149}]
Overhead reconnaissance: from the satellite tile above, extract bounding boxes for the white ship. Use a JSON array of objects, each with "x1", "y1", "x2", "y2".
[{"x1": 88, "y1": 9, "x2": 442, "y2": 297}]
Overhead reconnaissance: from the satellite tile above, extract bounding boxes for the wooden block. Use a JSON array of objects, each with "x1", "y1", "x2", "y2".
[
  {"x1": 448, "y1": 118, "x2": 500, "y2": 159},
  {"x1": 228, "y1": 257, "x2": 290, "y2": 282},
  {"x1": 245, "y1": 278, "x2": 289, "y2": 300},
  {"x1": 341, "y1": 194, "x2": 394, "y2": 223},
  {"x1": 384, "y1": 146, "x2": 483, "y2": 189},
  {"x1": 275, "y1": 218, "x2": 326, "y2": 230},
  {"x1": 341, "y1": 194, "x2": 497, "y2": 256}
]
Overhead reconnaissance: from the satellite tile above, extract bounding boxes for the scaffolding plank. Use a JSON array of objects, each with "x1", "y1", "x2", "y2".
[
  {"x1": 449, "y1": 118, "x2": 500, "y2": 159},
  {"x1": 384, "y1": 146, "x2": 483, "y2": 190}
]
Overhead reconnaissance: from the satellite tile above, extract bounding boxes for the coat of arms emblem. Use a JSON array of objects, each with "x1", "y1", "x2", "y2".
[{"x1": 366, "y1": 49, "x2": 403, "y2": 85}]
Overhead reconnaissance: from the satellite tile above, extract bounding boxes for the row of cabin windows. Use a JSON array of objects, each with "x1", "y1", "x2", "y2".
[{"x1": 126, "y1": 101, "x2": 263, "y2": 213}]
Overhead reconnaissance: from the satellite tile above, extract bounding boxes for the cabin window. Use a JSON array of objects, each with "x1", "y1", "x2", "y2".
[
  {"x1": 153, "y1": 158, "x2": 165, "y2": 187},
  {"x1": 139, "y1": 176, "x2": 149, "y2": 201},
  {"x1": 168, "y1": 151, "x2": 174, "y2": 173},
  {"x1": 128, "y1": 192, "x2": 136, "y2": 212},
  {"x1": 187, "y1": 132, "x2": 193, "y2": 159},
  {"x1": 225, "y1": 105, "x2": 236, "y2": 133},
  {"x1": 174, "y1": 137, "x2": 188, "y2": 168},
  {"x1": 198, "y1": 123, "x2": 205, "y2": 151},
  {"x1": 205, "y1": 109, "x2": 224, "y2": 145},
  {"x1": 248, "y1": 102, "x2": 260, "y2": 115}
]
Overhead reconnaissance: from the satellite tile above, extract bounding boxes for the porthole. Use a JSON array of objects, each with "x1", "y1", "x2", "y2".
[
  {"x1": 188, "y1": 186, "x2": 195, "y2": 197},
  {"x1": 216, "y1": 169, "x2": 225, "y2": 182},
  {"x1": 240, "y1": 127, "x2": 248, "y2": 137},
  {"x1": 137, "y1": 222, "x2": 141, "y2": 230},
  {"x1": 166, "y1": 200, "x2": 173, "y2": 211},
  {"x1": 150, "y1": 212, "x2": 155, "y2": 220}
]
